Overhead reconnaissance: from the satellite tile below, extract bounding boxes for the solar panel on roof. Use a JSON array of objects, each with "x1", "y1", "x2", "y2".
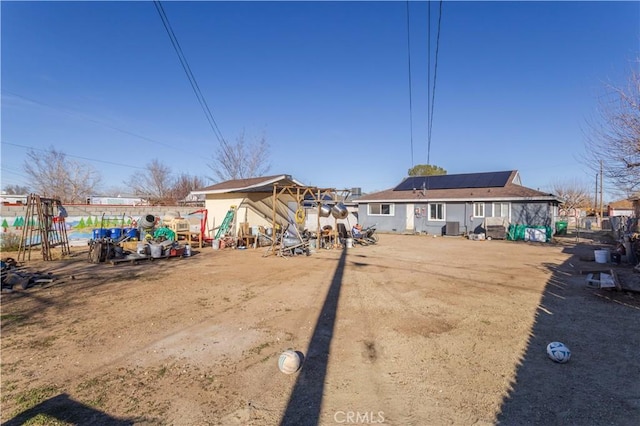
[{"x1": 393, "y1": 171, "x2": 512, "y2": 191}]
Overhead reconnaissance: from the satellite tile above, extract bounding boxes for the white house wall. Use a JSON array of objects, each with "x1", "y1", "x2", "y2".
[
  {"x1": 204, "y1": 192, "x2": 301, "y2": 237},
  {"x1": 610, "y1": 208, "x2": 633, "y2": 217},
  {"x1": 204, "y1": 195, "x2": 246, "y2": 236}
]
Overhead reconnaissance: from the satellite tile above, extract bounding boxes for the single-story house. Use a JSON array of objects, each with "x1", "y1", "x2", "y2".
[
  {"x1": 190, "y1": 174, "x2": 357, "y2": 239},
  {"x1": 607, "y1": 199, "x2": 635, "y2": 217},
  {"x1": 355, "y1": 170, "x2": 563, "y2": 236}
]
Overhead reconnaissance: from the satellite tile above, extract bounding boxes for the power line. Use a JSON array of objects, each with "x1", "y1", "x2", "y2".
[
  {"x1": 2, "y1": 90, "x2": 180, "y2": 151},
  {"x1": 2, "y1": 141, "x2": 146, "y2": 170},
  {"x1": 427, "y1": 2, "x2": 431, "y2": 165},
  {"x1": 427, "y1": 0, "x2": 443, "y2": 166},
  {"x1": 153, "y1": 1, "x2": 226, "y2": 144},
  {"x1": 406, "y1": 0, "x2": 415, "y2": 168},
  {"x1": 0, "y1": 166, "x2": 30, "y2": 181}
]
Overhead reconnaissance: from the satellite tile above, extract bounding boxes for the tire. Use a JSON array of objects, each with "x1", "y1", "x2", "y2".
[{"x1": 88, "y1": 242, "x2": 102, "y2": 264}]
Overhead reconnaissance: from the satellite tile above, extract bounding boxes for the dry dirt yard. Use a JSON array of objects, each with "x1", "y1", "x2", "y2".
[{"x1": 1, "y1": 233, "x2": 639, "y2": 426}]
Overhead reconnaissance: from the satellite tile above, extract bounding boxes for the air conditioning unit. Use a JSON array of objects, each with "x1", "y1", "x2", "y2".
[{"x1": 445, "y1": 221, "x2": 459, "y2": 236}]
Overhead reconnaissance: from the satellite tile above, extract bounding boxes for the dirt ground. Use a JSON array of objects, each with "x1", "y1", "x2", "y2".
[{"x1": 1, "y1": 233, "x2": 639, "y2": 425}]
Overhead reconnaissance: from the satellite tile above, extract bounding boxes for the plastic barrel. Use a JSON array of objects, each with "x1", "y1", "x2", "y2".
[
  {"x1": 110, "y1": 228, "x2": 122, "y2": 239},
  {"x1": 124, "y1": 227, "x2": 139, "y2": 240},
  {"x1": 92, "y1": 229, "x2": 108, "y2": 239}
]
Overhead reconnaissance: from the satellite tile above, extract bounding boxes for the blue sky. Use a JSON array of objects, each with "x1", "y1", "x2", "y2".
[{"x1": 2, "y1": 1, "x2": 638, "y2": 199}]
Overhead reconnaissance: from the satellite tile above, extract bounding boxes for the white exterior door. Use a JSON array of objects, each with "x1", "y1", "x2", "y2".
[{"x1": 406, "y1": 203, "x2": 414, "y2": 232}]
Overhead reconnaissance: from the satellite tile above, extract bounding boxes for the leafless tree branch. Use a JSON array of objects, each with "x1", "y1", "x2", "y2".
[
  {"x1": 208, "y1": 130, "x2": 271, "y2": 181},
  {"x1": 583, "y1": 60, "x2": 640, "y2": 196},
  {"x1": 23, "y1": 147, "x2": 102, "y2": 203}
]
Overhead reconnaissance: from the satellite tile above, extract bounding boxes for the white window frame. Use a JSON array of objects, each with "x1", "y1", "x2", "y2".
[
  {"x1": 368, "y1": 203, "x2": 395, "y2": 216},
  {"x1": 473, "y1": 202, "x2": 485, "y2": 218},
  {"x1": 492, "y1": 202, "x2": 510, "y2": 218},
  {"x1": 428, "y1": 203, "x2": 445, "y2": 221}
]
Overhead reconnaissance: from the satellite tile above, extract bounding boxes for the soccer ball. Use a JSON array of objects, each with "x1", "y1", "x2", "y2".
[
  {"x1": 547, "y1": 341, "x2": 571, "y2": 363},
  {"x1": 278, "y1": 350, "x2": 301, "y2": 374}
]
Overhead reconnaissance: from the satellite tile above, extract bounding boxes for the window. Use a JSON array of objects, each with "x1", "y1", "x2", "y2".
[
  {"x1": 368, "y1": 203, "x2": 394, "y2": 216},
  {"x1": 473, "y1": 202, "x2": 485, "y2": 217},
  {"x1": 428, "y1": 203, "x2": 445, "y2": 221},
  {"x1": 493, "y1": 202, "x2": 510, "y2": 218}
]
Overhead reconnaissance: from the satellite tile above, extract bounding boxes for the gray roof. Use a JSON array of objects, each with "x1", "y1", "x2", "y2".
[{"x1": 191, "y1": 174, "x2": 306, "y2": 195}]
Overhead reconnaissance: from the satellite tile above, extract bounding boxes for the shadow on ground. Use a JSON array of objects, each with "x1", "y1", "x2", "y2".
[
  {"x1": 496, "y1": 240, "x2": 640, "y2": 425},
  {"x1": 279, "y1": 247, "x2": 348, "y2": 426},
  {"x1": 1, "y1": 251, "x2": 179, "y2": 329},
  {"x1": 1, "y1": 393, "x2": 143, "y2": 426}
]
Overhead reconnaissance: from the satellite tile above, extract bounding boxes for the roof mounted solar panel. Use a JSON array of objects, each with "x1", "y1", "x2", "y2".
[{"x1": 394, "y1": 171, "x2": 512, "y2": 191}]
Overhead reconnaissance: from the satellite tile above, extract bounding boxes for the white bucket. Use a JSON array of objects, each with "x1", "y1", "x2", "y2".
[
  {"x1": 184, "y1": 244, "x2": 191, "y2": 257},
  {"x1": 136, "y1": 242, "x2": 147, "y2": 256},
  {"x1": 594, "y1": 249, "x2": 610, "y2": 264},
  {"x1": 149, "y1": 244, "x2": 163, "y2": 258},
  {"x1": 346, "y1": 238, "x2": 353, "y2": 248},
  {"x1": 212, "y1": 239, "x2": 220, "y2": 250}
]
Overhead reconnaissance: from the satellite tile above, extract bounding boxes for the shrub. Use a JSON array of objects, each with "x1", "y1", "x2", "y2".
[{"x1": 0, "y1": 233, "x2": 21, "y2": 252}]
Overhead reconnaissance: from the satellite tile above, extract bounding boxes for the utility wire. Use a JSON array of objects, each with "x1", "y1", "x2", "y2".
[
  {"x1": 406, "y1": 0, "x2": 415, "y2": 168},
  {"x1": 153, "y1": 1, "x2": 226, "y2": 144},
  {"x1": 2, "y1": 141, "x2": 147, "y2": 170},
  {"x1": 427, "y1": 2, "x2": 431, "y2": 165},
  {"x1": 427, "y1": 0, "x2": 443, "y2": 166},
  {"x1": 2, "y1": 90, "x2": 180, "y2": 151}
]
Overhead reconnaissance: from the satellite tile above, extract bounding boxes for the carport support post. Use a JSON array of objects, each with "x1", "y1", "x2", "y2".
[
  {"x1": 317, "y1": 189, "x2": 321, "y2": 237},
  {"x1": 271, "y1": 185, "x2": 277, "y2": 251}
]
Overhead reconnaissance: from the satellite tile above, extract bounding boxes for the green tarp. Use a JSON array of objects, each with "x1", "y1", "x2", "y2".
[
  {"x1": 506, "y1": 224, "x2": 552, "y2": 242},
  {"x1": 153, "y1": 227, "x2": 176, "y2": 241}
]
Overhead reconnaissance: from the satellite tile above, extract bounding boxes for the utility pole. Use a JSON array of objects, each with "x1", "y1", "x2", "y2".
[
  {"x1": 594, "y1": 173, "x2": 598, "y2": 217},
  {"x1": 599, "y1": 160, "x2": 604, "y2": 228}
]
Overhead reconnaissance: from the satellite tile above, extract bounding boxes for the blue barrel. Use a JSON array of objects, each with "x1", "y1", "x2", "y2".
[
  {"x1": 92, "y1": 229, "x2": 108, "y2": 239},
  {"x1": 110, "y1": 228, "x2": 122, "y2": 239},
  {"x1": 123, "y1": 227, "x2": 139, "y2": 240}
]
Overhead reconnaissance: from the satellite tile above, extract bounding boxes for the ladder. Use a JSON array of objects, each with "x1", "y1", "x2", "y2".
[
  {"x1": 215, "y1": 208, "x2": 236, "y2": 240},
  {"x1": 18, "y1": 194, "x2": 70, "y2": 261}
]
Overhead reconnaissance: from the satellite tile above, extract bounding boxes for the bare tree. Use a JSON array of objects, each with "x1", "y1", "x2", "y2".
[
  {"x1": 127, "y1": 159, "x2": 174, "y2": 203},
  {"x1": 208, "y1": 130, "x2": 271, "y2": 181},
  {"x1": 169, "y1": 173, "x2": 208, "y2": 201},
  {"x1": 584, "y1": 61, "x2": 640, "y2": 196},
  {"x1": 23, "y1": 147, "x2": 102, "y2": 203},
  {"x1": 2, "y1": 184, "x2": 30, "y2": 195},
  {"x1": 552, "y1": 179, "x2": 593, "y2": 217}
]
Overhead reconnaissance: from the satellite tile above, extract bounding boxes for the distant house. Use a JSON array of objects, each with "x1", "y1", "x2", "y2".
[
  {"x1": 87, "y1": 195, "x2": 148, "y2": 206},
  {"x1": 355, "y1": 170, "x2": 562, "y2": 236},
  {"x1": 607, "y1": 199, "x2": 634, "y2": 217},
  {"x1": 0, "y1": 193, "x2": 28, "y2": 205}
]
